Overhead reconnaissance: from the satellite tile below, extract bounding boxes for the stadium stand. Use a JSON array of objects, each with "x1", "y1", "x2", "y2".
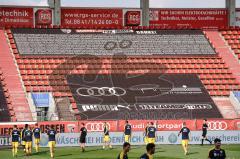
[
  {"x1": 11, "y1": 29, "x2": 215, "y2": 55},
  {"x1": 0, "y1": 68, "x2": 11, "y2": 121},
  {"x1": 221, "y1": 29, "x2": 240, "y2": 61},
  {"x1": 0, "y1": 29, "x2": 32, "y2": 121},
  {"x1": 205, "y1": 30, "x2": 240, "y2": 83},
  {"x1": 3, "y1": 28, "x2": 240, "y2": 120}
]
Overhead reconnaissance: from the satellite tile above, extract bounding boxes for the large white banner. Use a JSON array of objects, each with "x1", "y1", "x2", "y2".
[
  {"x1": 39, "y1": 131, "x2": 240, "y2": 147},
  {"x1": 1, "y1": 131, "x2": 240, "y2": 147}
]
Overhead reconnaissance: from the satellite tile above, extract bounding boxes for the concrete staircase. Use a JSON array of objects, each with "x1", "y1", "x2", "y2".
[
  {"x1": 0, "y1": 29, "x2": 32, "y2": 121},
  {"x1": 55, "y1": 97, "x2": 75, "y2": 121},
  {"x1": 213, "y1": 97, "x2": 239, "y2": 119}
]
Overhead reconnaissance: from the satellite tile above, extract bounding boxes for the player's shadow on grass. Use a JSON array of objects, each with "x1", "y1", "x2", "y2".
[
  {"x1": 85, "y1": 148, "x2": 115, "y2": 152},
  {"x1": 57, "y1": 153, "x2": 73, "y2": 157},
  {"x1": 155, "y1": 150, "x2": 165, "y2": 153},
  {"x1": 187, "y1": 151, "x2": 199, "y2": 155},
  {"x1": 129, "y1": 145, "x2": 144, "y2": 150},
  {"x1": 160, "y1": 157, "x2": 182, "y2": 159},
  {"x1": 31, "y1": 150, "x2": 48, "y2": 155}
]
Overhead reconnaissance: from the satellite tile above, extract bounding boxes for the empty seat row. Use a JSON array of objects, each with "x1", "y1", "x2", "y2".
[
  {"x1": 11, "y1": 28, "x2": 216, "y2": 55},
  {"x1": 221, "y1": 30, "x2": 240, "y2": 60}
]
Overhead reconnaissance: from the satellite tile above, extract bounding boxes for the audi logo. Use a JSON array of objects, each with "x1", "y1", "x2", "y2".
[
  {"x1": 76, "y1": 87, "x2": 126, "y2": 96},
  {"x1": 207, "y1": 121, "x2": 228, "y2": 130},
  {"x1": 85, "y1": 122, "x2": 110, "y2": 132}
]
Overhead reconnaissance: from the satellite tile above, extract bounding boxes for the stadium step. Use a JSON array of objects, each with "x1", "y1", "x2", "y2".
[
  {"x1": 205, "y1": 30, "x2": 240, "y2": 84},
  {"x1": 212, "y1": 97, "x2": 238, "y2": 119},
  {"x1": 0, "y1": 29, "x2": 32, "y2": 121}
]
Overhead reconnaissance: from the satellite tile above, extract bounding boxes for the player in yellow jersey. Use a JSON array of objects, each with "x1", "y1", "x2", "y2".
[
  {"x1": 103, "y1": 122, "x2": 112, "y2": 149},
  {"x1": 11, "y1": 125, "x2": 20, "y2": 157},
  {"x1": 47, "y1": 125, "x2": 57, "y2": 158},
  {"x1": 33, "y1": 123, "x2": 41, "y2": 153},
  {"x1": 24, "y1": 125, "x2": 33, "y2": 156},
  {"x1": 144, "y1": 122, "x2": 150, "y2": 144}
]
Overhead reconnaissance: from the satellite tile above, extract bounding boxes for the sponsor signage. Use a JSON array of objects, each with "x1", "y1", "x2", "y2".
[
  {"x1": 150, "y1": 9, "x2": 228, "y2": 28},
  {"x1": 83, "y1": 120, "x2": 118, "y2": 132},
  {"x1": 38, "y1": 121, "x2": 79, "y2": 133},
  {"x1": 3, "y1": 131, "x2": 240, "y2": 146},
  {"x1": 125, "y1": 11, "x2": 141, "y2": 26},
  {"x1": 0, "y1": 121, "x2": 77, "y2": 135},
  {"x1": 35, "y1": 9, "x2": 52, "y2": 25},
  {"x1": 61, "y1": 9, "x2": 123, "y2": 28},
  {"x1": 0, "y1": 119, "x2": 240, "y2": 136},
  {"x1": 196, "y1": 119, "x2": 240, "y2": 131},
  {"x1": 67, "y1": 74, "x2": 221, "y2": 120},
  {"x1": 118, "y1": 120, "x2": 196, "y2": 131},
  {"x1": 0, "y1": 7, "x2": 33, "y2": 27}
]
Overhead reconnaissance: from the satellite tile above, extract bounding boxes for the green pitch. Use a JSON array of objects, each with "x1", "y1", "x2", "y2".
[{"x1": 0, "y1": 145, "x2": 240, "y2": 159}]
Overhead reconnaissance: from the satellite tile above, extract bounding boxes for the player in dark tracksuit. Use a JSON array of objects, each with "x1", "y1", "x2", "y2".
[
  {"x1": 80, "y1": 123, "x2": 87, "y2": 152},
  {"x1": 208, "y1": 138, "x2": 226, "y2": 159},
  {"x1": 124, "y1": 120, "x2": 131, "y2": 143},
  {"x1": 21, "y1": 124, "x2": 28, "y2": 151},
  {"x1": 140, "y1": 143, "x2": 155, "y2": 159},
  {"x1": 117, "y1": 142, "x2": 130, "y2": 159},
  {"x1": 201, "y1": 119, "x2": 212, "y2": 145}
]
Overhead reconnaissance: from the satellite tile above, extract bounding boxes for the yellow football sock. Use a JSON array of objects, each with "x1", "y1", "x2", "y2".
[
  {"x1": 12, "y1": 148, "x2": 15, "y2": 157},
  {"x1": 15, "y1": 148, "x2": 18, "y2": 156},
  {"x1": 36, "y1": 145, "x2": 39, "y2": 152}
]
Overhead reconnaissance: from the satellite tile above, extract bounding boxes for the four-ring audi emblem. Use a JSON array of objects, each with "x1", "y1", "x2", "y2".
[
  {"x1": 85, "y1": 122, "x2": 110, "y2": 132},
  {"x1": 207, "y1": 121, "x2": 228, "y2": 130},
  {"x1": 76, "y1": 87, "x2": 126, "y2": 96}
]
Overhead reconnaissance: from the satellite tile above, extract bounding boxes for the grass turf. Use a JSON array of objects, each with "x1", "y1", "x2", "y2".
[{"x1": 0, "y1": 144, "x2": 240, "y2": 159}]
